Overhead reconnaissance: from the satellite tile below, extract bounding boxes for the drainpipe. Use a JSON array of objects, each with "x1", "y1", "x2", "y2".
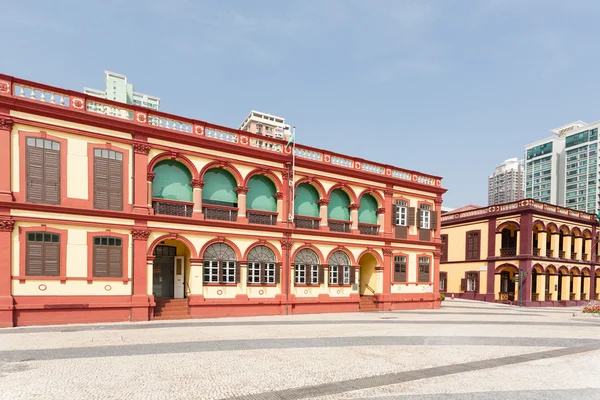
[{"x1": 285, "y1": 161, "x2": 292, "y2": 315}]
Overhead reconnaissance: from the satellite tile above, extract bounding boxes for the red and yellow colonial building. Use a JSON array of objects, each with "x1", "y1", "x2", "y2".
[
  {"x1": 0, "y1": 73, "x2": 446, "y2": 327},
  {"x1": 440, "y1": 200, "x2": 600, "y2": 306}
]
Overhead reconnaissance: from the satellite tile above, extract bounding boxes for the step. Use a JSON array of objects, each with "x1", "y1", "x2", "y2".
[{"x1": 153, "y1": 315, "x2": 191, "y2": 320}]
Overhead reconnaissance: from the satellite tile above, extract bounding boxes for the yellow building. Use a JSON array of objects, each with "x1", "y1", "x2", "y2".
[
  {"x1": 0, "y1": 73, "x2": 446, "y2": 327},
  {"x1": 440, "y1": 200, "x2": 600, "y2": 306}
]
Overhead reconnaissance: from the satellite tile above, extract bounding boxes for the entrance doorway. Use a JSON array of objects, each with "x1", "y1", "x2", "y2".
[
  {"x1": 358, "y1": 252, "x2": 377, "y2": 296},
  {"x1": 153, "y1": 245, "x2": 185, "y2": 299}
]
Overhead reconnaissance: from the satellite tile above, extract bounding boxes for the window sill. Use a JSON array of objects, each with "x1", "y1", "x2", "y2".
[
  {"x1": 294, "y1": 283, "x2": 322, "y2": 287},
  {"x1": 328, "y1": 284, "x2": 353, "y2": 287},
  {"x1": 13, "y1": 276, "x2": 66, "y2": 284},
  {"x1": 203, "y1": 283, "x2": 239, "y2": 287},
  {"x1": 247, "y1": 283, "x2": 278, "y2": 287}
]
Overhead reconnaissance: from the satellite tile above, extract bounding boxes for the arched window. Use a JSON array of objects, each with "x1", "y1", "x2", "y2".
[
  {"x1": 294, "y1": 249, "x2": 321, "y2": 285},
  {"x1": 247, "y1": 245, "x2": 279, "y2": 284},
  {"x1": 328, "y1": 189, "x2": 350, "y2": 220},
  {"x1": 294, "y1": 183, "x2": 319, "y2": 217},
  {"x1": 152, "y1": 160, "x2": 193, "y2": 202},
  {"x1": 328, "y1": 250, "x2": 352, "y2": 285},
  {"x1": 203, "y1": 243, "x2": 238, "y2": 284},
  {"x1": 358, "y1": 194, "x2": 378, "y2": 224},
  {"x1": 203, "y1": 168, "x2": 238, "y2": 207},
  {"x1": 247, "y1": 175, "x2": 277, "y2": 225}
]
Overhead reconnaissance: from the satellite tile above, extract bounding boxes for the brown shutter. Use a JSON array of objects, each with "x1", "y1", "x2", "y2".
[
  {"x1": 407, "y1": 207, "x2": 416, "y2": 226},
  {"x1": 393, "y1": 260, "x2": 401, "y2": 282},
  {"x1": 391, "y1": 204, "x2": 398, "y2": 228},
  {"x1": 44, "y1": 242, "x2": 60, "y2": 276},
  {"x1": 318, "y1": 265, "x2": 325, "y2": 284},
  {"x1": 94, "y1": 155, "x2": 109, "y2": 210},
  {"x1": 26, "y1": 241, "x2": 44, "y2": 276},
  {"x1": 275, "y1": 262, "x2": 281, "y2": 284},
  {"x1": 430, "y1": 211, "x2": 438, "y2": 230},
  {"x1": 400, "y1": 263, "x2": 406, "y2": 282},
  {"x1": 350, "y1": 266, "x2": 356, "y2": 285},
  {"x1": 44, "y1": 149, "x2": 60, "y2": 205},
  {"x1": 26, "y1": 144, "x2": 44, "y2": 203},
  {"x1": 108, "y1": 158, "x2": 123, "y2": 211},
  {"x1": 338, "y1": 265, "x2": 344, "y2": 285},
  {"x1": 419, "y1": 229, "x2": 431, "y2": 241},
  {"x1": 108, "y1": 246, "x2": 122, "y2": 277},
  {"x1": 93, "y1": 245, "x2": 108, "y2": 277},
  {"x1": 460, "y1": 278, "x2": 467, "y2": 292},
  {"x1": 396, "y1": 226, "x2": 407, "y2": 239},
  {"x1": 475, "y1": 272, "x2": 480, "y2": 293},
  {"x1": 416, "y1": 208, "x2": 421, "y2": 228},
  {"x1": 235, "y1": 262, "x2": 241, "y2": 283}
]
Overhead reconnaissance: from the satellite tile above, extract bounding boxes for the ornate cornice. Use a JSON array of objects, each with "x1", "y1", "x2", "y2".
[
  {"x1": 382, "y1": 248, "x2": 394, "y2": 256},
  {"x1": 280, "y1": 239, "x2": 294, "y2": 250},
  {"x1": 133, "y1": 143, "x2": 151, "y2": 155},
  {"x1": 0, "y1": 117, "x2": 14, "y2": 131},
  {"x1": 236, "y1": 186, "x2": 249, "y2": 195},
  {"x1": 191, "y1": 179, "x2": 205, "y2": 189},
  {"x1": 0, "y1": 219, "x2": 15, "y2": 232},
  {"x1": 131, "y1": 229, "x2": 151, "y2": 241}
]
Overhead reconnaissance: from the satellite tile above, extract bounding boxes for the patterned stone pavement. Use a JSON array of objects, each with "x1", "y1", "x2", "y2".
[{"x1": 0, "y1": 300, "x2": 599, "y2": 400}]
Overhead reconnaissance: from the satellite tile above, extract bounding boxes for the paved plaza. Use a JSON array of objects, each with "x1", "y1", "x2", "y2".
[{"x1": 0, "y1": 300, "x2": 599, "y2": 399}]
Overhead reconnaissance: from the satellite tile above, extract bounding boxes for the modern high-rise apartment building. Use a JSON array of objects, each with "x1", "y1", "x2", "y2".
[
  {"x1": 84, "y1": 71, "x2": 160, "y2": 111},
  {"x1": 488, "y1": 158, "x2": 524, "y2": 205},
  {"x1": 524, "y1": 120, "x2": 600, "y2": 214},
  {"x1": 239, "y1": 110, "x2": 291, "y2": 140}
]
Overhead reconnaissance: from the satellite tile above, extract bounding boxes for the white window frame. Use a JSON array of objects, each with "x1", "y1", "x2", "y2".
[
  {"x1": 310, "y1": 264, "x2": 319, "y2": 285},
  {"x1": 343, "y1": 266, "x2": 351, "y2": 285},
  {"x1": 248, "y1": 262, "x2": 261, "y2": 284},
  {"x1": 467, "y1": 272, "x2": 478, "y2": 292},
  {"x1": 222, "y1": 261, "x2": 236, "y2": 283},
  {"x1": 203, "y1": 260, "x2": 219, "y2": 283},
  {"x1": 329, "y1": 266, "x2": 338, "y2": 285},
  {"x1": 295, "y1": 264, "x2": 306, "y2": 284},
  {"x1": 265, "y1": 262, "x2": 276, "y2": 284},
  {"x1": 395, "y1": 200, "x2": 407, "y2": 226},
  {"x1": 419, "y1": 204, "x2": 431, "y2": 229}
]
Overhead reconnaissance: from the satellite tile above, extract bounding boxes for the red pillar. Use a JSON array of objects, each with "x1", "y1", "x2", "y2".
[
  {"x1": 383, "y1": 188, "x2": 394, "y2": 238},
  {"x1": 433, "y1": 197, "x2": 443, "y2": 296},
  {"x1": 382, "y1": 248, "x2": 392, "y2": 294},
  {"x1": 0, "y1": 117, "x2": 14, "y2": 202},
  {"x1": 0, "y1": 219, "x2": 14, "y2": 327},
  {"x1": 133, "y1": 142, "x2": 151, "y2": 215},
  {"x1": 131, "y1": 228, "x2": 151, "y2": 321}
]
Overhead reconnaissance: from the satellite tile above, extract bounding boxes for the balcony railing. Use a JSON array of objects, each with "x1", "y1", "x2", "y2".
[
  {"x1": 152, "y1": 199, "x2": 192, "y2": 217},
  {"x1": 500, "y1": 247, "x2": 516, "y2": 257},
  {"x1": 294, "y1": 216, "x2": 321, "y2": 230},
  {"x1": 247, "y1": 210, "x2": 277, "y2": 225},
  {"x1": 533, "y1": 248, "x2": 540, "y2": 256},
  {"x1": 546, "y1": 249, "x2": 553, "y2": 258},
  {"x1": 203, "y1": 205, "x2": 238, "y2": 222},
  {"x1": 328, "y1": 219, "x2": 351, "y2": 233},
  {"x1": 559, "y1": 250, "x2": 566, "y2": 259},
  {"x1": 358, "y1": 223, "x2": 379, "y2": 236}
]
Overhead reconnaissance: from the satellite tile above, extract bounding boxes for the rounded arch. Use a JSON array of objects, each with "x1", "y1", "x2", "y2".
[
  {"x1": 294, "y1": 183, "x2": 320, "y2": 217},
  {"x1": 325, "y1": 247, "x2": 356, "y2": 266},
  {"x1": 532, "y1": 220, "x2": 546, "y2": 230},
  {"x1": 532, "y1": 263, "x2": 544, "y2": 273},
  {"x1": 292, "y1": 245, "x2": 324, "y2": 264},
  {"x1": 243, "y1": 168, "x2": 283, "y2": 192},
  {"x1": 199, "y1": 161, "x2": 243, "y2": 185},
  {"x1": 328, "y1": 188, "x2": 351, "y2": 220},
  {"x1": 571, "y1": 227, "x2": 582, "y2": 237},
  {"x1": 148, "y1": 151, "x2": 199, "y2": 179},
  {"x1": 246, "y1": 174, "x2": 277, "y2": 212},
  {"x1": 151, "y1": 159, "x2": 194, "y2": 202},
  {"x1": 558, "y1": 266, "x2": 569, "y2": 274},
  {"x1": 243, "y1": 241, "x2": 282, "y2": 262},
  {"x1": 203, "y1": 168, "x2": 239, "y2": 206},
  {"x1": 358, "y1": 189, "x2": 384, "y2": 208},
  {"x1": 545, "y1": 265, "x2": 557, "y2": 274},
  {"x1": 147, "y1": 234, "x2": 198, "y2": 258},
  {"x1": 558, "y1": 224, "x2": 570, "y2": 235},
  {"x1": 570, "y1": 266, "x2": 581, "y2": 275},
  {"x1": 581, "y1": 267, "x2": 591, "y2": 276},
  {"x1": 494, "y1": 263, "x2": 518, "y2": 274},
  {"x1": 358, "y1": 193, "x2": 379, "y2": 224},
  {"x1": 357, "y1": 249, "x2": 383, "y2": 266},
  {"x1": 326, "y1": 184, "x2": 358, "y2": 204},
  {"x1": 294, "y1": 177, "x2": 326, "y2": 199},
  {"x1": 496, "y1": 221, "x2": 520, "y2": 233},
  {"x1": 583, "y1": 229, "x2": 592, "y2": 239},
  {"x1": 546, "y1": 222, "x2": 558, "y2": 233},
  {"x1": 595, "y1": 269, "x2": 600, "y2": 277},
  {"x1": 199, "y1": 238, "x2": 243, "y2": 261}
]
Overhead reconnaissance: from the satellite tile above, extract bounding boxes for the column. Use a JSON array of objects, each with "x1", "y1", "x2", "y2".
[
  {"x1": 574, "y1": 237, "x2": 583, "y2": 260},
  {"x1": 191, "y1": 179, "x2": 205, "y2": 220},
  {"x1": 282, "y1": 167, "x2": 292, "y2": 225},
  {"x1": 564, "y1": 235, "x2": 572, "y2": 260},
  {"x1": 560, "y1": 274, "x2": 570, "y2": 301},
  {"x1": 383, "y1": 189, "x2": 394, "y2": 238},
  {"x1": 550, "y1": 233, "x2": 560, "y2": 258},
  {"x1": 318, "y1": 199, "x2": 330, "y2": 231},
  {"x1": 486, "y1": 218, "x2": 497, "y2": 301},
  {"x1": 494, "y1": 274, "x2": 501, "y2": 300},
  {"x1": 495, "y1": 232, "x2": 502, "y2": 257},
  {"x1": 519, "y1": 212, "x2": 532, "y2": 256},
  {"x1": 133, "y1": 143, "x2": 151, "y2": 215},
  {"x1": 188, "y1": 258, "x2": 203, "y2": 295},
  {"x1": 236, "y1": 186, "x2": 249, "y2": 223},
  {"x1": 573, "y1": 275, "x2": 581, "y2": 300},
  {"x1": 537, "y1": 273, "x2": 546, "y2": 301},
  {"x1": 146, "y1": 256, "x2": 155, "y2": 296},
  {"x1": 0, "y1": 219, "x2": 14, "y2": 328},
  {"x1": 382, "y1": 248, "x2": 393, "y2": 295},
  {"x1": 131, "y1": 228, "x2": 151, "y2": 321},
  {"x1": 275, "y1": 192, "x2": 284, "y2": 226},
  {"x1": 377, "y1": 207, "x2": 385, "y2": 236},
  {"x1": 349, "y1": 203, "x2": 360, "y2": 233},
  {"x1": 0, "y1": 118, "x2": 13, "y2": 202},
  {"x1": 146, "y1": 173, "x2": 155, "y2": 208},
  {"x1": 432, "y1": 250, "x2": 442, "y2": 296},
  {"x1": 584, "y1": 238, "x2": 592, "y2": 261},
  {"x1": 550, "y1": 274, "x2": 558, "y2": 301},
  {"x1": 537, "y1": 231, "x2": 547, "y2": 256}
]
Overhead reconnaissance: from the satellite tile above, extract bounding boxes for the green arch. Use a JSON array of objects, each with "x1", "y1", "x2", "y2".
[
  {"x1": 358, "y1": 194, "x2": 378, "y2": 224},
  {"x1": 247, "y1": 175, "x2": 277, "y2": 212},
  {"x1": 294, "y1": 183, "x2": 319, "y2": 217},
  {"x1": 203, "y1": 168, "x2": 238, "y2": 206},
  {"x1": 152, "y1": 160, "x2": 193, "y2": 202},
  {"x1": 328, "y1": 189, "x2": 350, "y2": 220}
]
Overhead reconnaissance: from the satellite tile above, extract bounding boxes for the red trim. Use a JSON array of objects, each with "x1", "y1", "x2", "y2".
[
  {"x1": 391, "y1": 250, "x2": 409, "y2": 283},
  {"x1": 87, "y1": 142, "x2": 131, "y2": 212},
  {"x1": 198, "y1": 237, "x2": 243, "y2": 260},
  {"x1": 324, "y1": 246, "x2": 356, "y2": 266},
  {"x1": 291, "y1": 244, "x2": 326, "y2": 264},
  {"x1": 494, "y1": 263, "x2": 518, "y2": 274},
  {"x1": 558, "y1": 224, "x2": 570, "y2": 234},
  {"x1": 357, "y1": 249, "x2": 383, "y2": 266},
  {"x1": 326, "y1": 184, "x2": 358, "y2": 204},
  {"x1": 496, "y1": 220, "x2": 520, "y2": 233},
  {"x1": 147, "y1": 233, "x2": 198, "y2": 258},
  {"x1": 243, "y1": 168, "x2": 283, "y2": 193},
  {"x1": 242, "y1": 241, "x2": 283, "y2": 262},
  {"x1": 570, "y1": 266, "x2": 581, "y2": 275},
  {"x1": 295, "y1": 178, "x2": 326, "y2": 199},
  {"x1": 532, "y1": 220, "x2": 546, "y2": 230},
  {"x1": 465, "y1": 229, "x2": 481, "y2": 260},
  {"x1": 147, "y1": 151, "x2": 200, "y2": 180},
  {"x1": 199, "y1": 160, "x2": 243, "y2": 184},
  {"x1": 416, "y1": 253, "x2": 432, "y2": 283},
  {"x1": 18, "y1": 225, "x2": 68, "y2": 283},
  {"x1": 86, "y1": 231, "x2": 130, "y2": 283},
  {"x1": 358, "y1": 189, "x2": 384, "y2": 208}
]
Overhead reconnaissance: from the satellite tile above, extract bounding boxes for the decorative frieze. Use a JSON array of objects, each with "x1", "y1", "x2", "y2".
[
  {"x1": 0, "y1": 219, "x2": 15, "y2": 232},
  {"x1": 191, "y1": 179, "x2": 205, "y2": 189},
  {"x1": 131, "y1": 229, "x2": 151, "y2": 241},
  {"x1": 0, "y1": 117, "x2": 13, "y2": 131},
  {"x1": 133, "y1": 143, "x2": 151, "y2": 155}
]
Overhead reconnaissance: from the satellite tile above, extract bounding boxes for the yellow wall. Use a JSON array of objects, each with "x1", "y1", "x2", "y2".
[
  {"x1": 440, "y1": 262, "x2": 487, "y2": 294},
  {"x1": 443, "y1": 220, "x2": 488, "y2": 262}
]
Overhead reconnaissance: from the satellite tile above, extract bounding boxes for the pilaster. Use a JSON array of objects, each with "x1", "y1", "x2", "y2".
[
  {"x1": 0, "y1": 218, "x2": 14, "y2": 327},
  {"x1": 131, "y1": 228, "x2": 151, "y2": 321},
  {"x1": 0, "y1": 117, "x2": 14, "y2": 202},
  {"x1": 133, "y1": 143, "x2": 152, "y2": 215}
]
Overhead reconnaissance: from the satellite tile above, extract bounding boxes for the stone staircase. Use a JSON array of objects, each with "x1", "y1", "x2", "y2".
[
  {"x1": 153, "y1": 298, "x2": 191, "y2": 320},
  {"x1": 359, "y1": 295, "x2": 377, "y2": 312}
]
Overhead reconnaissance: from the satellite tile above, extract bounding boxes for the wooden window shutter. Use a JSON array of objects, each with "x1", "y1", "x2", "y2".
[
  {"x1": 318, "y1": 265, "x2": 325, "y2": 284},
  {"x1": 108, "y1": 158, "x2": 123, "y2": 211},
  {"x1": 108, "y1": 246, "x2": 122, "y2": 277},
  {"x1": 235, "y1": 262, "x2": 241, "y2": 283},
  {"x1": 391, "y1": 205, "x2": 398, "y2": 226},
  {"x1": 460, "y1": 278, "x2": 467, "y2": 292},
  {"x1": 475, "y1": 272, "x2": 480, "y2": 293},
  {"x1": 349, "y1": 266, "x2": 356, "y2": 285},
  {"x1": 396, "y1": 225, "x2": 407, "y2": 239},
  {"x1": 419, "y1": 228, "x2": 431, "y2": 241},
  {"x1": 44, "y1": 242, "x2": 60, "y2": 276},
  {"x1": 475, "y1": 234, "x2": 481, "y2": 259},
  {"x1": 26, "y1": 144, "x2": 44, "y2": 203},
  {"x1": 26, "y1": 242, "x2": 44, "y2": 276},
  {"x1": 430, "y1": 211, "x2": 438, "y2": 230},
  {"x1": 43, "y1": 149, "x2": 60, "y2": 205},
  {"x1": 415, "y1": 208, "x2": 421, "y2": 228},
  {"x1": 338, "y1": 265, "x2": 344, "y2": 285},
  {"x1": 393, "y1": 261, "x2": 401, "y2": 282},
  {"x1": 275, "y1": 262, "x2": 281, "y2": 284},
  {"x1": 407, "y1": 207, "x2": 416, "y2": 226},
  {"x1": 94, "y1": 155, "x2": 109, "y2": 210}
]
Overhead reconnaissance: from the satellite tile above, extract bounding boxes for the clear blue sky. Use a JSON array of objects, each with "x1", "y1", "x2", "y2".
[{"x1": 2, "y1": 0, "x2": 600, "y2": 208}]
